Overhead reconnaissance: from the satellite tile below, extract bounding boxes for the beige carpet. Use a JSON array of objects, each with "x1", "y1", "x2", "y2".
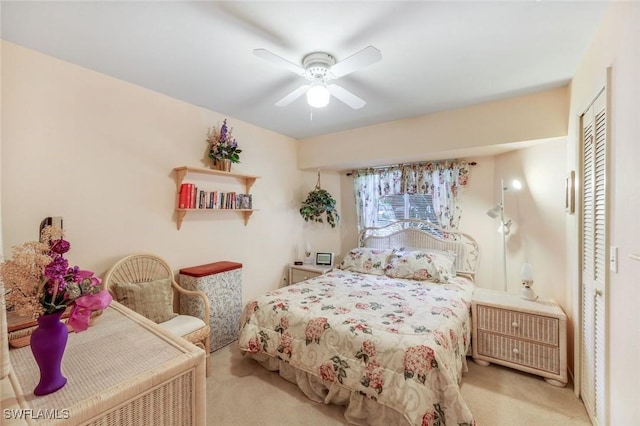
[{"x1": 206, "y1": 342, "x2": 590, "y2": 425}]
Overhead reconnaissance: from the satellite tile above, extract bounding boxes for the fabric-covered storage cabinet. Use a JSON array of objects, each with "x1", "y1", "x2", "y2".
[
  {"x1": 471, "y1": 287, "x2": 568, "y2": 387},
  {"x1": 4, "y1": 302, "x2": 206, "y2": 426},
  {"x1": 179, "y1": 261, "x2": 242, "y2": 352}
]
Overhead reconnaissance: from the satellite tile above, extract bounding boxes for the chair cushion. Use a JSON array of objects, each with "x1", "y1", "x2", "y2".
[
  {"x1": 159, "y1": 315, "x2": 206, "y2": 337},
  {"x1": 113, "y1": 278, "x2": 178, "y2": 324}
]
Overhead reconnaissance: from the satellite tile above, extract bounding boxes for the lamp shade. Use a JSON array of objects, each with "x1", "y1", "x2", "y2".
[
  {"x1": 520, "y1": 262, "x2": 537, "y2": 301},
  {"x1": 306, "y1": 83, "x2": 330, "y2": 108},
  {"x1": 520, "y1": 263, "x2": 534, "y2": 281}
]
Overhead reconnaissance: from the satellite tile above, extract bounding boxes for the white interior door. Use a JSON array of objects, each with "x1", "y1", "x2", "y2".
[{"x1": 580, "y1": 88, "x2": 607, "y2": 426}]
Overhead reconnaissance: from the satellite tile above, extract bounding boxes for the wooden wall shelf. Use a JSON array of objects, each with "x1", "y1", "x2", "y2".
[{"x1": 173, "y1": 166, "x2": 260, "y2": 230}]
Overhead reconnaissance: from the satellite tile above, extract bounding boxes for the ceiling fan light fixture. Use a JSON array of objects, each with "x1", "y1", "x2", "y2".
[
  {"x1": 306, "y1": 82, "x2": 330, "y2": 108},
  {"x1": 254, "y1": 46, "x2": 381, "y2": 110}
]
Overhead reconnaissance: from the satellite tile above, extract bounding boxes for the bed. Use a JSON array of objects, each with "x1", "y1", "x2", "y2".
[{"x1": 238, "y1": 220, "x2": 480, "y2": 426}]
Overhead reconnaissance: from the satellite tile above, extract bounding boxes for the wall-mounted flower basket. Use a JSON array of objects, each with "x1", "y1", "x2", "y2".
[
  {"x1": 299, "y1": 172, "x2": 340, "y2": 228},
  {"x1": 207, "y1": 119, "x2": 242, "y2": 171}
]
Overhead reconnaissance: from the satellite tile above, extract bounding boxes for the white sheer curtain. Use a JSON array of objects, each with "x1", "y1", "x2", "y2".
[{"x1": 353, "y1": 160, "x2": 470, "y2": 232}]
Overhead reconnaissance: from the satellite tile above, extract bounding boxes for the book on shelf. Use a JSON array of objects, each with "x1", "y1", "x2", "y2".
[
  {"x1": 178, "y1": 183, "x2": 189, "y2": 209},
  {"x1": 178, "y1": 186, "x2": 252, "y2": 210},
  {"x1": 220, "y1": 192, "x2": 235, "y2": 209},
  {"x1": 179, "y1": 183, "x2": 196, "y2": 209}
]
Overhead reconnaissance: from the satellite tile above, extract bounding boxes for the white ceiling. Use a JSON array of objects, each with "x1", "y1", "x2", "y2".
[{"x1": 1, "y1": 1, "x2": 608, "y2": 140}]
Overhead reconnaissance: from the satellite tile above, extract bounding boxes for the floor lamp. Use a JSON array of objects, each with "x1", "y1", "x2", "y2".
[{"x1": 487, "y1": 179, "x2": 520, "y2": 292}]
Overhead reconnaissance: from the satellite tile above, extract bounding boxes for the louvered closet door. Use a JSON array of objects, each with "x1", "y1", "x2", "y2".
[{"x1": 580, "y1": 89, "x2": 607, "y2": 426}]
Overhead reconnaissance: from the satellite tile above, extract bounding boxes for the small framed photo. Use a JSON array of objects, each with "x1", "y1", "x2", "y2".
[{"x1": 315, "y1": 252, "x2": 334, "y2": 267}]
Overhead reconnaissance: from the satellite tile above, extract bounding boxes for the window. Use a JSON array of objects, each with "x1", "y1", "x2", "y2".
[
  {"x1": 352, "y1": 160, "x2": 470, "y2": 233},
  {"x1": 376, "y1": 194, "x2": 439, "y2": 227}
]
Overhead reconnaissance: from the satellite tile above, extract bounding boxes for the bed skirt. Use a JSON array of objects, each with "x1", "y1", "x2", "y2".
[{"x1": 246, "y1": 351, "x2": 412, "y2": 426}]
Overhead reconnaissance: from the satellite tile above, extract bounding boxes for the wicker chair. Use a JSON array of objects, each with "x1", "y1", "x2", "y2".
[{"x1": 104, "y1": 253, "x2": 211, "y2": 376}]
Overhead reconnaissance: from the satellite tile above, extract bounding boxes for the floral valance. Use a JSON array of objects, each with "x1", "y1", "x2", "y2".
[{"x1": 353, "y1": 160, "x2": 470, "y2": 230}]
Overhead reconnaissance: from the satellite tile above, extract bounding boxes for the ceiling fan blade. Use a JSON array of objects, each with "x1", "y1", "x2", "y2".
[
  {"x1": 329, "y1": 45, "x2": 382, "y2": 78},
  {"x1": 275, "y1": 84, "x2": 310, "y2": 107},
  {"x1": 328, "y1": 84, "x2": 366, "y2": 109},
  {"x1": 253, "y1": 48, "x2": 305, "y2": 76}
]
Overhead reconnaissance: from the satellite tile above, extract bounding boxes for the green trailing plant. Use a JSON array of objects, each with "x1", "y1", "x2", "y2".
[{"x1": 300, "y1": 173, "x2": 340, "y2": 228}]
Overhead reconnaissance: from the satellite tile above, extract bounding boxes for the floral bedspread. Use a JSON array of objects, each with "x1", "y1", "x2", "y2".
[{"x1": 238, "y1": 270, "x2": 476, "y2": 426}]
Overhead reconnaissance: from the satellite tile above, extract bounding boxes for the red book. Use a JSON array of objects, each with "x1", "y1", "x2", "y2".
[
  {"x1": 191, "y1": 185, "x2": 197, "y2": 209},
  {"x1": 178, "y1": 183, "x2": 189, "y2": 209},
  {"x1": 185, "y1": 183, "x2": 195, "y2": 209}
]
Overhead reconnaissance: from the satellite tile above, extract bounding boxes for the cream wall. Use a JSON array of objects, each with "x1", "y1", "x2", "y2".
[
  {"x1": 298, "y1": 170, "x2": 342, "y2": 271},
  {"x1": 566, "y1": 3, "x2": 640, "y2": 424},
  {"x1": 494, "y1": 141, "x2": 567, "y2": 304},
  {"x1": 298, "y1": 87, "x2": 569, "y2": 171},
  {"x1": 1, "y1": 41, "x2": 304, "y2": 303}
]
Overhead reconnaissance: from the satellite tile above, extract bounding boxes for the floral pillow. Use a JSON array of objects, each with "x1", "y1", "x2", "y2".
[
  {"x1": 384, "y1": 250, "x2": 454, "y2": 283},
  {"x1": 396, "y1": 247, "x2": 457, "y2": 276},
  {"x1": 338, "y1": 247, "x2": 394, "y2": 276}
]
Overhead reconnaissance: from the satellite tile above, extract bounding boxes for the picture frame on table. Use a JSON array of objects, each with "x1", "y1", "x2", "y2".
[{"x1": 315, "y1": 252, "x2": 334, "y2": 267}]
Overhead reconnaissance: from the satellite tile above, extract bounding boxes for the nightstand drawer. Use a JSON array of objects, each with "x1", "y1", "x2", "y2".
[
  {"x1": 476, "y1": 305, "x2": 559, "y2": 346},
  {"x1": 291, "y1": 268, "x2": 321, "y2": 284},
  {"x1": 476, "y1": 331, "x2": 560, "y2": 374}
]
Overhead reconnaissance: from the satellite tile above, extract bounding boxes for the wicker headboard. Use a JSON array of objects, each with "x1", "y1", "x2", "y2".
[{"x1": 359, "y1": 220, "x2": 480, "y2": 277}]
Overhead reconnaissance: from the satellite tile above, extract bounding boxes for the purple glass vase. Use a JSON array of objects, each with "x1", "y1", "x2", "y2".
[{"x1": 30, "y1": 310, "x2": 68, "y2": 396}]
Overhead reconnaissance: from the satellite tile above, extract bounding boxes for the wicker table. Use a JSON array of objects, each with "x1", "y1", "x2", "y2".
[
  {"x1": 471, "y1": 287, "x2": 568, "y2": 387},
  {"x1": 5, "y1": 302, "x2": 206, "y2": 425}
]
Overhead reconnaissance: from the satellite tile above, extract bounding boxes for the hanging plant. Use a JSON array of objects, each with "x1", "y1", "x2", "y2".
[{"x1": 300, "y1": 172, "x2": 340, "y2": 228}]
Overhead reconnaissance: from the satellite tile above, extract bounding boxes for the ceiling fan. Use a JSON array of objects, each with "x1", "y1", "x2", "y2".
[{"x1": 253, "y1": 45, "x2": 382, "y2": 109}]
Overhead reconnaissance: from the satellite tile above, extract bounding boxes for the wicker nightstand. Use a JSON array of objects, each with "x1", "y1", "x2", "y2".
[
  {"x1": 288, "y1": 263, "x2": 332, "y2": 285},
  {"x1": 471, "y1": 288, "x2": 568, "y2": 387}
]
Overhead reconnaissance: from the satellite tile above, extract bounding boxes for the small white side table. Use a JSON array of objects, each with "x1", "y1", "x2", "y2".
[{"x1": 288, "y1": 263, "x2": 332, "y2": 285}]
